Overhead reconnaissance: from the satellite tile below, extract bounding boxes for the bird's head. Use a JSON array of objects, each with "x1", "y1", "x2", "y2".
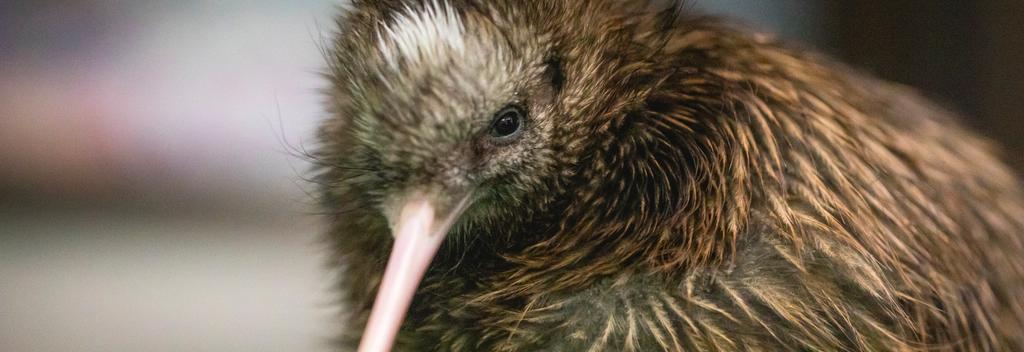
[
  {"x1": 322, "y1": 1, "x2": 678, "y2": 350},
  {"x1": 323, "y1": 1, "x2": 581, "y2": 350},
  {"x1": 347, "y1": 1, "x2": 567, "y2": 235}
]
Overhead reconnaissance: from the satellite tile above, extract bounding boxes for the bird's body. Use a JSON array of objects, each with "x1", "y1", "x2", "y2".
[{"x1": 317, "y1": 1, "x2": 1024, "y2": 350}]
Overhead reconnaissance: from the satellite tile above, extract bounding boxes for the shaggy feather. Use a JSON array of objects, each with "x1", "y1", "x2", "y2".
[{"x1": 317, "y1": 1, "x2": 1024, "y2": 350}]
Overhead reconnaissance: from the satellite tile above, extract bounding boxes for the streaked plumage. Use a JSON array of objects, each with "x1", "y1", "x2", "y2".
[{"x1": 316, "y1": 1, "x2": 1024, "y2": 350}]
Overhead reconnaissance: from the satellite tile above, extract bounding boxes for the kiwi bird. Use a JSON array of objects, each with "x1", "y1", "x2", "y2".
[{"x1": 315, "y1": 0, "x2": 1024, "y2": 350}]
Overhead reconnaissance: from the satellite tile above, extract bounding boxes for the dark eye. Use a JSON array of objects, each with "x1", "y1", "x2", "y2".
[{"x1": 489, "y1": 105, "x2": 525, "y2": 139}]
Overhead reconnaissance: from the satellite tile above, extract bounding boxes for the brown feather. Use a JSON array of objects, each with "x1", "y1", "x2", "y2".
[{"x1": 317, "y1": 1, "x2": 1024, "y2": 350}]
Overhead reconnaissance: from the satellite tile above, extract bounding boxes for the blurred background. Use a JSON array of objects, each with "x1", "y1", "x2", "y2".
[{"x1": 1, "y1": 1, "x2": 1021, "y2": 351}]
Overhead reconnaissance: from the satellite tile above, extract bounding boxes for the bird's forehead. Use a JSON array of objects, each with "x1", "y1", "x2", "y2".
[
  {"x1": 377, "y1": 0, "x2": 466, "y2": 71},
  {"x1": 358, "y1": 0, "x2": 525, "y2": 129}
]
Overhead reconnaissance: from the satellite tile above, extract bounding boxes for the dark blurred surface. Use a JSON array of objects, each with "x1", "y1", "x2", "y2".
[
  {"x1": 0, "y1": 1, "x2": 1021, "y2": 351},
  {"x1": 825, "y1": 1, "x2": 1024, "y2": 171}
]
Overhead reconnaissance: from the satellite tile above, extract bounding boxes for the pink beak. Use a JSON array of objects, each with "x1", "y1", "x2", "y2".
[{"x1": 357, "y1": 193, "x2": 468, "y2": 352}]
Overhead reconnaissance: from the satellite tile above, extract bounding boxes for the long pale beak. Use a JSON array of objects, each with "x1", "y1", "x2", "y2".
[{"x1": 357, "y1": 193, "x2": 469, "y2": 352}]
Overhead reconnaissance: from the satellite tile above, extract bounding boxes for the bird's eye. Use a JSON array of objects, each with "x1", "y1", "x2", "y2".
[{"x1": 489, "y1": 105, "x2": 525, "y2": 139}]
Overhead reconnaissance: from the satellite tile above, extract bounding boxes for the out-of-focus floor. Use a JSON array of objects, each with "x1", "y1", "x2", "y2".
[{"x1": 0, "y1": 207, "x2": 335, "y2": 352}]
